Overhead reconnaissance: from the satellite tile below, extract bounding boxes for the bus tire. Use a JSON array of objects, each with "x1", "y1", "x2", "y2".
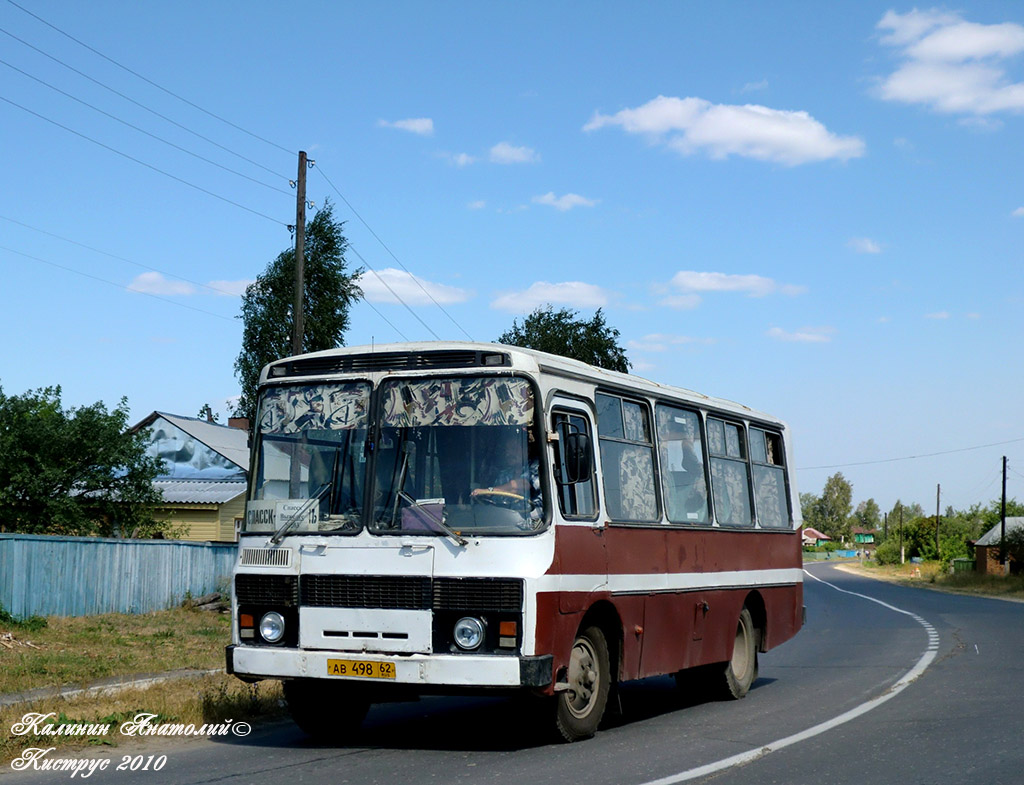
[
  {"x1": 283, "y1": 679, "x2": 369, "y2": 741},
  {"x1": 555, "y1": 625, "x2": 611, "y2": 742},
  {"x1": 715, "y1": 608, "x2": 758, "y2": 700}
]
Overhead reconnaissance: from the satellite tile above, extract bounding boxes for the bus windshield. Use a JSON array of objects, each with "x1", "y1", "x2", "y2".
[
  {"x1": 245, "y1": 382, "x2": 371, "y2": 535},
  {"x1": 243, "y1": 376, "x2": 545, "y2": 537},
  {"x1": 370, "y1": 377, "x2": 544, "y2": 537}
]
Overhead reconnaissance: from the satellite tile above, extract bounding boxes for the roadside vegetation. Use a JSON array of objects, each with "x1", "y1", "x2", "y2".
[
  {"x1": 0, "y1": 606, "x2": 284, "y2": 763},
  {"x1": 853, "y1": 559, "x2": 1024, "y2": 601}
]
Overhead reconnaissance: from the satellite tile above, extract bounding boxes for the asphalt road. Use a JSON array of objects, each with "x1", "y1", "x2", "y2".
[{"x1": 7, "y1": 563, "x2": 1023, "y2": 785}]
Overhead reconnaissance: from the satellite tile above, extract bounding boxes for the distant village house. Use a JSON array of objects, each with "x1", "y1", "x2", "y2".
[{"x1": 132, "y1": 412, "x2": 250, "y2": 542}]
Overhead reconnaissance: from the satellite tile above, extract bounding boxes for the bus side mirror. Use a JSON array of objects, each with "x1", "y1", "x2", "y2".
[{"x1": 563, "y1": 432, "x2": 592, "y2": 484}]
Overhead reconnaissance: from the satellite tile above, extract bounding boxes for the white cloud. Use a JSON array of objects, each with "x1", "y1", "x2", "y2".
[
  {"x1": 378, "y1": 118, "x2": 434, "y2": 135},
  {"x1": 491, "y1": 281, "x2": 609, "y2": 313},
  {"x1": 584, "y1": 95, "x2": 864, "y2": 166},
  {"x1": 876, "y1": 10, "x2": 1024, "y2": 116},
  {"x1": 667, "y1": 271, "x2": 806, "y2": 298},
  {"x1": 740, "y1": 80, "x2": 769, "y2": 94},
  {"x1": 767, "y1": 326, "x2": 835, "y2": 343},
  {"x1": 658, "y1": 294, "x2": 703, "y2": 310},
  {"x1": 128, "y1": 272, "x2": 194, "y2": 296},
  {"x1": 467, "y1": 200, "x2": 486, "y2": 210},
  {"x1": 206, "y1": 279, "x2": 253, "y2": 296},
  {"x1": 848, "y1": 237, "x2": 882, "y2": 254},
  {"x1": 925, "y1": 311, "x2": 951, "y2": 319},
  {"x1": 489, "y1": 142, "x2": 540, "y2": 164},
  {"x1": 1013, "y1": 207, "x2": 1024, "y2": 217},
  {"x1": 532, "y1": 192, "x2": 599, "y2": 211},
  {"x1": 628, "y1": 334, "x2": 715, "y2": 352},
  {"x1": 361, "y1": 268, "x2": 472, "y2": 305}
]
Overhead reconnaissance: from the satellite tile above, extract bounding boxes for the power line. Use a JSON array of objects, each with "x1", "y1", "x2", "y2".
[
  {"x1": 316, "y1": 166, "x2": 474, "y2": 340},
  {"x1": 0, "y1": 57, "x2": 294, "y2": 198},
  {"x1": 798, "y1": 436, "x2": 1024, "y2": 471},
  {"x1": 0, "y1": 94, "x2": 286, "y2": 227},
  {"x1": 346, "y1": 244, "x2": 442, "y2": 340},
  {"x1": 0, "y1": 244, "x2": 236, "y2": 322},
  {"x1": 0, "y1": 25, "x2": 291, "y2": 182},
  {"x1": 0, "y1": 213, "x2": 244, "y2": 297},
  {"x1": 5, "y1": 0, "x2": 293, "y2": 156}
]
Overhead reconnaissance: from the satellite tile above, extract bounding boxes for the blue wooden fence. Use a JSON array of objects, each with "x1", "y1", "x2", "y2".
[{"x1": 0, "y1": 534, "x2": 237, "y2": 618}]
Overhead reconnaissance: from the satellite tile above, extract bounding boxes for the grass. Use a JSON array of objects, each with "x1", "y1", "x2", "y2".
[
  {"x1": 854, "y1": 560, "x2": 1024, "y2": 600},
  {"x1": 0, "y1": 608, "x2": 230, "y2": 695},
  {"x1": 0, "y1": 674, "x2": 284, "y2": 763},
  {"x1": 1, "y1": 607, "x2": 286, "y2": 764}
]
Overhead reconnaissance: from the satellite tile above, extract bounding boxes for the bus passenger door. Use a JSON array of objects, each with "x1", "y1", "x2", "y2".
[{"x1": 549, "y1": 404, "x2": 606, "y2": 614}]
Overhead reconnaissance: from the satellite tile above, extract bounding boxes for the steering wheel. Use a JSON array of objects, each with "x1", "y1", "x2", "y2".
[{"x1": 472, "y1": 489, "x2": 527, "y2": 509}]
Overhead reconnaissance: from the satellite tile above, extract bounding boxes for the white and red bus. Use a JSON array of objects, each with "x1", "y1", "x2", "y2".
[{"x1": 227, "y1": 342, "x2": 804, "y2": 741}]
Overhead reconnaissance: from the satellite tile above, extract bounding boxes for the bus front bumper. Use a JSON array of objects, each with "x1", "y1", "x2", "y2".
[{"x1": 226, "y1": 645, "x2": 552, "y2": 689}]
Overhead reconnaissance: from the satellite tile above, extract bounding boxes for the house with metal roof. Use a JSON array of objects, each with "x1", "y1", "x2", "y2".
[
  {"x1": 973, "y1": 517, "x2": 1024, "y2": 575},
  {"x1": 132, "y1": 412, "x2": 250, "y2": 542}
]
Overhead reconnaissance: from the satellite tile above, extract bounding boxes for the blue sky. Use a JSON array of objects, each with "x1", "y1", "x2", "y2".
[{"x1": 1, "y1": 1, "x2": 1022, "y2": 514}]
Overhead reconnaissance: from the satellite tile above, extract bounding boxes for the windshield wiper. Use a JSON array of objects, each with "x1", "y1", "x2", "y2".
[
  {"x1": 269, "y1": 482, "x2": 330, "y2": 545},
  {"x1": 388, "y1": 442, "x2": 466, "y2": 547}
]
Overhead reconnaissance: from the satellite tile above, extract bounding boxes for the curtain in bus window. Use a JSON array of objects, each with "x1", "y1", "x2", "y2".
[
  {"x1": 753, "y1": 465, "x2": 789, "y2": 528},
  {"x1": 750, "y1": 429, "x2": 789, "y2": 528},
  {"x1": 656, "y1": 405, "x2": 709, "y2": 523},
  {"x1": 601, "y1": 441, "x2": 657, "y2": 521},
  {"x1": 381, "y1": 378, "x2": 534, "y2": 428},
  {"x1": 711, "y1": 459, "x2": 752, "y2": 526},
  {"x1": 259, "y1": 384, "x2": 369, "y2": 433}
]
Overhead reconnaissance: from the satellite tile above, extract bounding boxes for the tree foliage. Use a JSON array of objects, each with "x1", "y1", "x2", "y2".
[
  {"x1": 234, "y1": 200, "x2": 362, "y2": 422},
  {"x1": 800, "y1": 472, "x2": 854, "y2": 540},
  {"x1": 497, "y1": 306, "x2": 630, "y2": 373},
  {"x1": 0, "y1": 385, "x2": 165, "y2": 537}
]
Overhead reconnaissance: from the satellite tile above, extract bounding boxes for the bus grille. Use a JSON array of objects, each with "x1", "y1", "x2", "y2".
[
  {"x1": 301, "y1": 575, "x2": 431, "y2": 610},
  {"x1": 235, "y1": 574, "x2": 298, "y2": 606},
  {"x1": 298, "y1": 576, "x2": 522, "y2": 612},
  {"x1": 433, "y1": 578, "x2": 523, "y2": 612}
]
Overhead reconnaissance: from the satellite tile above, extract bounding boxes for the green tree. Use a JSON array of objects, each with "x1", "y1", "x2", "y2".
[
  {"x1": 497, "y1": 306, "x2": 630, "y2": 373},
  {"x1": 234, "y1": 199, "x2": 362, "y2": 423},
  {"x1": 853, "y1": 498, "x2": 881, "y2": 531},
  {"x1": 197, "y1": 403, "x2": 220, "y2": 423},
  {"x1": 0, "y1": 386, "x2": 165, "y2": 537},
  {"x1": 804, "y1": 473, "x2": 854, "y2": 541}
]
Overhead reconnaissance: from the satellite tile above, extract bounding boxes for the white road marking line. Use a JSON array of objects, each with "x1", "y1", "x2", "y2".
[{"x1": 636, "y1": 568, "x2": 938, "y2": 785}]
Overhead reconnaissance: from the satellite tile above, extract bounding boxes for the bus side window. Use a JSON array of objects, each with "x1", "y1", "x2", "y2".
[
  {"x1": 595, "y1": 394, "x2": 658, "y2": 522},
  {"x1": 750, "y1": 428, "x2": 790, "y2": 528},
  {"x1": 655, "y1": 404, "x2": 709, "y2": 524},
  {"x1": 707, "y1": 417, "x2": 753, "y2": 526},
  {"x1": 552, "y1": 412, "x2": 596, "y2": 519}
]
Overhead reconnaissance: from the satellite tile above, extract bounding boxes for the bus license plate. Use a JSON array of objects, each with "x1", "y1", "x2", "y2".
[{"x1": 326, "y1": 659, "x2": 396, "y2": 679}]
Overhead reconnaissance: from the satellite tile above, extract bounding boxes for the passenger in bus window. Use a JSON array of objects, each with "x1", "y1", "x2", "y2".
[{"x1": 658, "y1": 411, "x2": 708, "y2": 522}]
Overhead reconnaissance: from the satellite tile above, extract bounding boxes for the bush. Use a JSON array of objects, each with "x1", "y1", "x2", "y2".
[
  {"x1": 0, "y1": 603, "x2": 47, "y2": 632},
  {"x1": 875, "y1": 540, "x2": 901, "y2": 566}
]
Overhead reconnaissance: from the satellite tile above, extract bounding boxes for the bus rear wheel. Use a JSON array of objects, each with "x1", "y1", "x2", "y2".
[
  {"x1": 714, "y1": 607, "x2": 758, "y2": 700},
  {"x1": 554, "y1": 625, "x2": 611, "y2": 742},
  {"x1": 283, "y1": 679, "x2": 369, "y2": 741}
]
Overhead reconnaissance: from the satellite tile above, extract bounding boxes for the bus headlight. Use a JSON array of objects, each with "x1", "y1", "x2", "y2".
[
  {"x1": 259, "y1": 611, "x2": 286, "y2": 643},
  {"x1": 454, "y1": 617, "x2": 484, "y2": 650}
]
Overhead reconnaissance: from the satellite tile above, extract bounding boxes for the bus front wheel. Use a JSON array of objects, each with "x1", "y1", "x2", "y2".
[
  {"x1": 283, "y1": 679, "x2": 369, "y2": 741},
  {"x1": 555, "y1": 625, "x2": 611, "y2": 742},
  {"x1": 715, "y1": 607, "x2": 758, "y2": 700}
]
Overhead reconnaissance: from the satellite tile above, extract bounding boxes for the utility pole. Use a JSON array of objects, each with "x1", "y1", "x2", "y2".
[
  {"x1": 1000, "y1": 456, "x2": 1008, "y2": 568},
  {"x1": 290, "y1": 150, "x2": 308, "y2": 357},
  {"x1": 935, "y1": 484, "x2": 941, "y2": 561},
  {"x1": 899, "y1": 504, "x2": 904, "y2": 565},
  {"x1": 884, "y1": 512, "x2": 888, "y2": 540}
]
